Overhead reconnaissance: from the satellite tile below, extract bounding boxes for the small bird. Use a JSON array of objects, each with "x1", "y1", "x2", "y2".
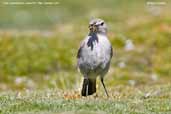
[{"x1": 77, "y1": 18, "x2": 113, "y2": 97}]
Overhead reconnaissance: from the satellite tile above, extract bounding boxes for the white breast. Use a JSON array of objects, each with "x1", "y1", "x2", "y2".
[
  {"x1": 80, "y1": 34, "x2": 112, "y2": 69},
  {"x1": 96, "y1": 34, "x2": 111, "y2": 66}
]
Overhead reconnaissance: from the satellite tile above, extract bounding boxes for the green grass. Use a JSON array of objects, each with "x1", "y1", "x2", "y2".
[
  {"x1": 0, "y1": 84, "x2": 171, "y2": 114},
  {"x1": 0, "y1": 0, "x2": 171, "y2": 113}
]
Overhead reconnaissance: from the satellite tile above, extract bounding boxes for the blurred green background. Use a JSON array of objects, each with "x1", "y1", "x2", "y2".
[{"x1": 0, "y1": 0, "x2": 171, "y2": 90}]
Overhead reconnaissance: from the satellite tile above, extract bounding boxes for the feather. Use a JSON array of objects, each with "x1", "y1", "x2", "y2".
[{"x1": 87, "y1": 32, "x2": 98, "y2": 50}]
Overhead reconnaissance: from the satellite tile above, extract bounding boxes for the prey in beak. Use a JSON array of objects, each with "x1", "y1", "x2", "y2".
[{"x1": 89, "y1": 24, "x2": 97, "y2": 32}]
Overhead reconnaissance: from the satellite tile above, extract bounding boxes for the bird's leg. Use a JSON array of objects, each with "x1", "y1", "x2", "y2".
[
  {"x1": 86, "y1": 78, "x2": 89, "y2": 96},
  {"x1": 100, "y1": 78, "x2": 109, "y2": 97}
]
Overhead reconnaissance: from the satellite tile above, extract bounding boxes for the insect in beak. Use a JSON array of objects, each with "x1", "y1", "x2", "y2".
[
  {"x1": 89, "y1": 24, "x2": 97, "y2": 32},
  {"x1": 89, "y1": 25, "x2": 93, "y2": 31}
]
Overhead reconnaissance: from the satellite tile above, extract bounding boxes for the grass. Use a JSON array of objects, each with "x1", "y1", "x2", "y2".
[
  {"x1": 0, "y1": 84, "x2": 171, "y2": 114},
  {"x1": 0, "y1": 0, "x2": 171, "y2": 113}
]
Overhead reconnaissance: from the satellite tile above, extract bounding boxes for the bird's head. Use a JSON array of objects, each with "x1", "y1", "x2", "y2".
[{"x1": 89, "y1": 18, "x2": 107, "y2": 34}]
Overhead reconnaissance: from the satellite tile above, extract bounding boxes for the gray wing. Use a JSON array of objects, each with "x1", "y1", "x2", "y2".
[
  {"x1": 77, "y1": 41, "x2": 85, "y2": 59},
  {"x1": 77, "y1": 46, "x2": 82, "y2": 58},
  {"x1": 110, "y1": 46, "x2": 113, "y2": 59}
]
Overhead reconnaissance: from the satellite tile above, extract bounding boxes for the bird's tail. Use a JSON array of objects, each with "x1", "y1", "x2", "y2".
[{"x1": 81, "y1": 78, "x2": 96, "y2": 96}]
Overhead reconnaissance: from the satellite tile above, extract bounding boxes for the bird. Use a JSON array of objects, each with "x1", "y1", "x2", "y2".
[{"x1": 77, "y1": 18, "x2": 113, "y2": 97}]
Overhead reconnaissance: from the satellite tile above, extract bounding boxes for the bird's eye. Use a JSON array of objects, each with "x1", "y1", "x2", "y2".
[{"x1": 100, "y1": 22, "x2": 104, "y2": 26}]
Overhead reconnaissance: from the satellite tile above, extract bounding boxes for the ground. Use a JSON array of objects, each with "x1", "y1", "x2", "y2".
[
  {"x1": 0, "y1": 0, "x2": 171, "y2": 114},
  {"x1": 0, "y1": 84, "x2": 171, "y2": 114}
]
